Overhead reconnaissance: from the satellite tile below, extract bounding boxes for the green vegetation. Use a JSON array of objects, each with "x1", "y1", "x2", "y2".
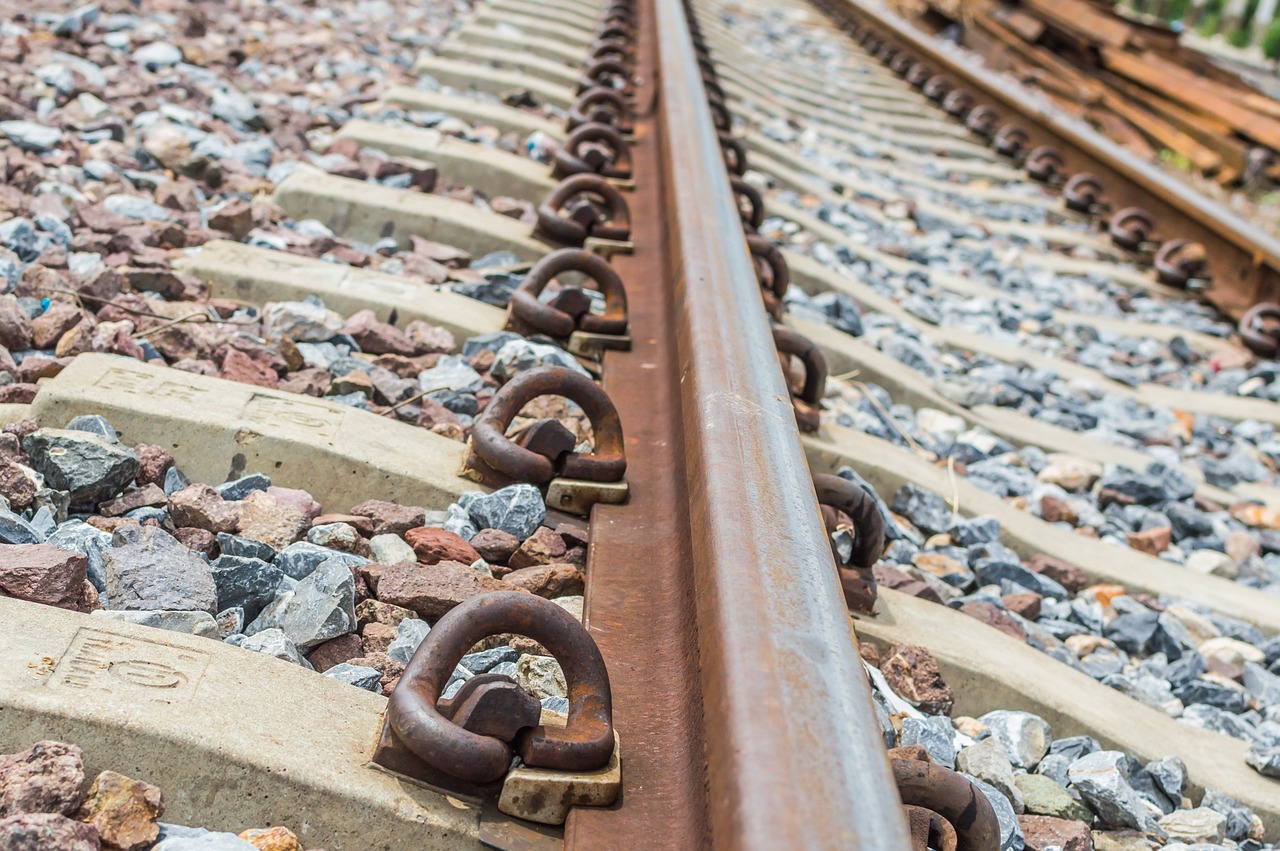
[
  {"x1": 1263, "y1": 17, "x2": 1280, "y2": 60},
  {"x1": 1227, "y1": 22, "x2": 1254, "y2": 45}
]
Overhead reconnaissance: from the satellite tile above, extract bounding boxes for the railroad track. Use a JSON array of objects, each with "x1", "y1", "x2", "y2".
[{"x1": 0, "y1": 0, "x2": 1279, "y2": 849}]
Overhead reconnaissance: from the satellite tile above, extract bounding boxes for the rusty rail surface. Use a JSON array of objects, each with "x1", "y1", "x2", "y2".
[
  {"x1": 817, "y1": 0, "x2": 1280, "y2": 321},
  {"x1": 639, "y1": 0, "x2": 912, "y2": 846}
]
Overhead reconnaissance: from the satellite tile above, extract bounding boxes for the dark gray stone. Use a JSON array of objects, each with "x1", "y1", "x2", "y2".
[
  {"x1": 216, "y1": 474, "x2": 270, "y2": 501},
  {"x1": 1145, "y1": 755, "x2": 1187, "y2": 803},
  {"x1": 890, "y1": 483, "x2": 951, "y2": 536},
  {"x1": 103, "y1": 525, "x2": 218, "y2": 614},
  {"x1": 459, "y1": 485, "x2": 546, "y2": 542},
  {"x1": 1201, "y1": 788, "x2": 1254, "y2": 841},
  {"x1": 1066, "y1": 751, "x2": 1166, "y2": 837},
  {"x1": 276, "y1": 557, "x2": 357, "y2": 649},
  {"x1": 899, "y1": 715, "x2": 956, "y2": 769},
  {"x1": 324, "y1": 663, "x2": 382, "y2": 692},
  {"x1": 0, "y1": 509, "x2": 43, "y2": 544},
  {"x1": 950, "y1": 515, "x2": 1000, "y2": 546},
  {"x1": 973, "y1": 560, "x2": 1068, "y2": 600},
  {"x1": 460, "y1": 646, "x2": 518, "y2": 674},
  {"x1": 272, "y1": 541, "x2": 368, "y2": 580},
  {"x1": 386, "y1": 618, "x2": 431, "y2": 665},
  {"x1": 209, "y1": 555, "x2": 284, "y2": 619},
  {"x1": 65, "y1": 415, "x2": 118, "y2": 443},
  {"x1": 24, "y1": 428, "x2": 139, "y2": 505},
  {"x1": 963, "y1": 774, "x2": 1024, "y2": 851},
  {"x1": 215, "y1": 533, "x2": 276, "y2": 562}
]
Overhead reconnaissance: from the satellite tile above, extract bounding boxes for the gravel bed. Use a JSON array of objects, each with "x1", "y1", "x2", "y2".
[
  {"x1": 868, "y1": 641, "x2": 1278, "y2": 850},
  {"x1": 0, "y1": 413, "x2": 587, "y2": 709},
  {"x1": 0, "y1": 739, "x2": 317, "y2": 851},
  {"x1": 834, "y1": 459, "x2": 1280, "y2": 781}
]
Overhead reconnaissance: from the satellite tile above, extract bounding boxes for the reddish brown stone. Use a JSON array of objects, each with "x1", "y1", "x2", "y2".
[
  {"x1": 1018, "y1": 815, "x2": 1092, "y2": 851},
  {"x1": 236, "y1": 490, "x2": 309, "y2": 550},
  {"x1": 277, "y1": 368, "x2": 330, "y2": 397},
  {"x1": 340, "y1": 310, "x2": 419, "y2": 357},
  {"x1": 15, "y1": 355, "x2": 66, "y2": 384},
  {"x1": 207, "y1": 199, "x2": 253, "y2": 239},
  {"x1": 1039, "y1": 495, "x2": 1078, "y2": 526},
  {"x1": 349, "y1": 499, "x2": 424, "y2": 536},
  {"x1": 0, "y1": 545, "x2": 89, "y2": 611},
  {"x1": 167, "y1": 484, "x2": 240, "y2": 534},
  {"x1": 0, "y1": 295, "x2": 32, "y2": 351},
  {"x1": 1125, "y1": 526, "x2": 1172, "y2": 556},
  {"x1": 99, "y1": 484, "x2": 166, "y2": 518},
  {"x1": 469, "y1": 528, "x2": 520, "y2": 564},
  {"x1": 872, "y1": 564, "x2": 944, "y2": 604},
  {"x1": 31, "y1": 304, "x2": 85, "y2": 349},
  {"x1": 220, "y1": 347, "x2": 278, "y2": 389},
  {"x1": 859, "y1": 643, "x2": 880, "y2": 667},
  {"x1": 502, "y1": 564, "x2": 585, "y2": 598},
  {"x1": 75, "y1": 770, "x2": 162, "y2": 851},
  {"x1": 1025, "y1": 554, "x2": 1088, "y2": 593},
  {"x1": 172, "y1": 527, "x2": 218, "y2": 558},
  {"x1": 305, "y1": 634, "x2": 364, "y2": 673},
  {"x1": 880, "y1": 643, "x2": 954, "y2": 715},
  {"x1": 266, "y1": 486, "x2": 322, "y2": 521},
  {"x1": 958, "y1": 602, "x2": 1028, "y2": 643},
  {"x1": 375, "y1": 561, "x2": 523, "y2": 620},
  {"x1": 404, "y1": 527, "x2": 481, "y2": 565},
  {"x1": 0, "y1": 812, "x2": 101, "y2": 850},
  {"x1": 134, "y1": 444, "x2": 173, "y2": 488},
  {"x1": 0, "y1": 457, "x2": 36, "y2": 511},
  {"x1": 360, "y1": 622, "x2": 397, "y2": 656},
  {"x1": 508, "y1": 526, "x2": 567, "y2": 569},
  {"x1": 355, "y1": 598, "x2": 416, "y2": 630},
  {"x1": 0, "y1": 740, "x2": 86, "y2": 816},
  {"x1": 1002, "y1": 592, "x2": 1043, "y2": 620},
  {"x1": 408, "y1": 236, "x2": 469, "y2": 267},
  {"x1": 0, "y1": 384, "x2": 38, "y2": 403}
]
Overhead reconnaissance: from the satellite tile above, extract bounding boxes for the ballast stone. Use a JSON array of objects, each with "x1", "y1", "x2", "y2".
[
  {"x1": 103, "y1": 526, "x2": 217, "y2": 615},
  {"x1": 23, "y1": 428, "x2": 139, "y2": 505}
]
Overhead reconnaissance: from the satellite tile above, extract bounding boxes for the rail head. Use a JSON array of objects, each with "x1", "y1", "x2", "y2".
[{"x1": 653, "y1": 0, "x2": 912, "y2": 846}]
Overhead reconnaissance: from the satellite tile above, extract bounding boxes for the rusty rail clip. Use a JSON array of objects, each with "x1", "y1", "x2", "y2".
[
  {"x1": 1108, "y1": 206, "x2": 1155, "y2": 251},
  {"x1": 508, "y1": 248, "x2": 630, "y2": 355},
  {"x1": 747, "y1": 233, "x2": 789, "y2": 319},
  {"x1": 569, "y1": 87, "x2": 633, "y2": 135},
  {"x1": 1154, "y1": 239, "x2": 1208, "y2": 288},
  {"x1": 942, "y1": 89, "x2": 974, "y2": 118},
  {"x1": 535, "y1": 174, "x2": 631, "y2": 247},
  {"x1": 964, "y1": 104, "x2": 998, "y2": 138},
  {"x1": 772, "y1": 326, "x2": 825, "y2": 432},
  {"x1": 992, "y1": 124, "x2": 1028, "y2": 160},
  {"x1": 1240, "y1": 302, "x2": 1280, "y2": 357},
  {"x1": 1024, "y1": 145, "x2": 1063, "y2": 183},
  {"x1": 374, "y1": 591, "x2": 615, "y2": 799},
  {"x1": 720, "y1": 133, "x2": 748, "y2": 175},
  {"x1": 813, "y1": 473, "x2": 885, "y2": 613},
  {"x1": 466, "y1": 365, "x2": 628, "y2": 514},
  {"x1": 1063, "y1": 172, "x2": 1105, "y2": 213},
  {"x1": 575, "y1": 59, "x2": 633, "y2": 97},
  {"x1": 552, "y1": 122, "x2": 633, "y2": 181},
  {"x1": 890, "y1": 749, "x2": 1001, "y2": 851},
  {"x1": 730, "y1": 175, "x2": 765, "y2": 232}
]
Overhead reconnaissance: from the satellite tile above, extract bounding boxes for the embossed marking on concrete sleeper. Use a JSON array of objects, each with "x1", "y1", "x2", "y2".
[
  {"x1": 47, "y1": 628, "x2": 209, "y2": 704},
  {"x1": 242, "y1": 394, "x2": 344, "y2": 438}
]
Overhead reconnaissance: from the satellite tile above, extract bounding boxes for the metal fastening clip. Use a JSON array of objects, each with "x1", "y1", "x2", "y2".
[
  {"x1": 465, "y1": 365, "x2": 629, "y2": 515},
  {"x1": 373, "y1": 591, "x2": 619, "y2": 825}
]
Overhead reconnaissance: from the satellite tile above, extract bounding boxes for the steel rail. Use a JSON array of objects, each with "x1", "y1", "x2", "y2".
[
  {"x1": 817, "y1": 0, "x2": 1280, "y2": 320},
  {"x1": 647, "y1": 0, "x2": 913, "y2": 845}
]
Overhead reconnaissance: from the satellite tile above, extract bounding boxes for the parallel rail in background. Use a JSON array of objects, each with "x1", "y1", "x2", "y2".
[{"x1": 816, "y1": 0, "x2": 1280, "y2": 321}]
